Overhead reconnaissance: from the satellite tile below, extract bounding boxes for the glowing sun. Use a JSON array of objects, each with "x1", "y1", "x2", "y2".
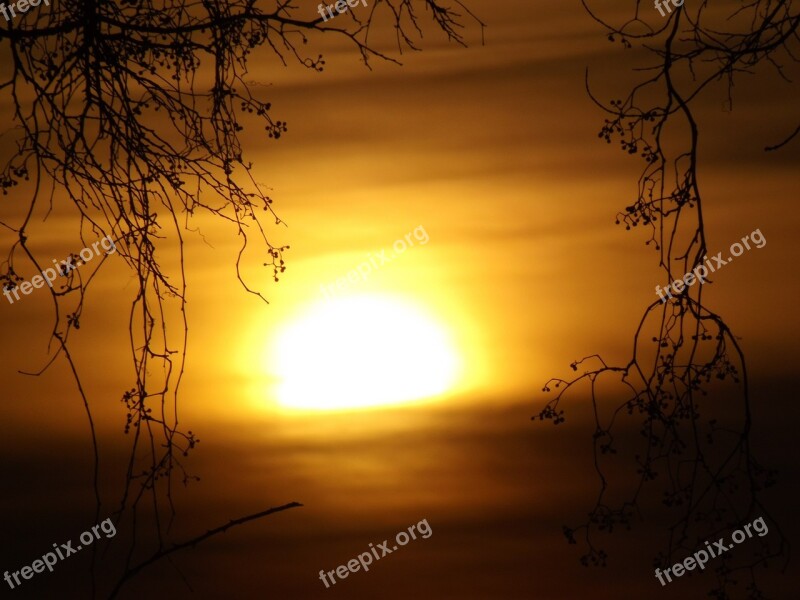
[{"x1": 270, "y1": 295, "x2": 461, "y2": 410}]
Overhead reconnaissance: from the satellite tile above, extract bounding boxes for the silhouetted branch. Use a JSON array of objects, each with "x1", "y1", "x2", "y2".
[
  {"x1": 537, "y1": 1, "x2": 793, "y2": 595},
  {"x1": 107, "y1": 502, "x2": 303, "y2": 599}
]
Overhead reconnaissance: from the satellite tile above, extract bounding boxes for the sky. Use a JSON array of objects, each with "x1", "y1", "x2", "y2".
[{"x1": 1, "y1": 1, "x2": 799, "y2": 598}]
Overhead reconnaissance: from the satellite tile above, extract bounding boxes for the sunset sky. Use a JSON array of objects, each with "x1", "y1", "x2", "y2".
[{"x1": 1, "y1": 1, "x2": 799, "y2": 598}]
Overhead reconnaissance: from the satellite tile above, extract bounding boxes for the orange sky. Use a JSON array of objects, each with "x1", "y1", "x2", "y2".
[{"x1": 1, "y1": 1, "x2": 799, "y2": 598}]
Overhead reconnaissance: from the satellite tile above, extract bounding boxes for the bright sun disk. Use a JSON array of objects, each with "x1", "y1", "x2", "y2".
[{"x1": 270, "y1": 295, "x2": 461, "y2": 410}]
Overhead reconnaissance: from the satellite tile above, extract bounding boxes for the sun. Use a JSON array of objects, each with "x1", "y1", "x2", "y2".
[{"x1": 269, "y1": 295, "x2": 462, "y2": 411}]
